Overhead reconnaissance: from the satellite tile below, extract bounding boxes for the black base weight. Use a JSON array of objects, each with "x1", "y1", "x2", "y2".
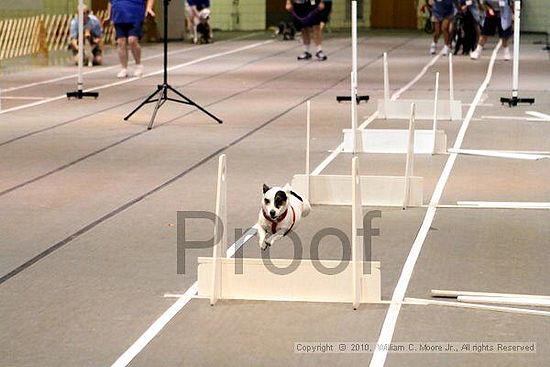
[
  {"x1": 336, "y1": 95, "x2": 370, "y2": 104},
  {"x1": 500, "y1": 96, "x2": 535, "y2": 107},
  {"x1": 66, "y1": 90, "x2": 99, "y2": 99}
]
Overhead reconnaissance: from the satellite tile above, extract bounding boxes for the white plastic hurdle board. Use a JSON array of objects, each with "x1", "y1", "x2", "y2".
[
  {"x1": 377, "y1": 98, "x2": 462, "y2": 121},
  {"x1": 342, "y1": 128, "x2": 447, "y2": 154},
  {"x1": 197, "y1": 155, "x2": 382, "y2": 308}
]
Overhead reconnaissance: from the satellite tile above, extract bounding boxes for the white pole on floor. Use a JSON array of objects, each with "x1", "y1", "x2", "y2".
[
  {"x1": 351, "y1": 0, "x2": 359, "y2": 153},
  {"x1": 383, "y1": 52, "x2": 389, "y2": 118},
  {"x1": 351, "y1": 156, "x2": 363, "y2": 309},
  {"x1": 305, "y1": 100, "x2": 311, "y2": 199},
  {"x1": 511, "y1": 0, "x2": 521, "y2": 99},
  {"x1": 403, "y1": 103, "x2": 416, "y2": 209},
  {"x1": 432, "y1": 289, "x2": 550, "y2": 300},
  {"x1": 458, "y1": 295, "x2": 550, "y2": 307},
  {"x1": 432, "y1": 72, "x2": 440, "y2": 155},
  {"x1": 210, "y1": 154, "x2": 227, "y2": 306},
  {"x1": 448, "y1": 53, "x2": 454, "y2": 120}
]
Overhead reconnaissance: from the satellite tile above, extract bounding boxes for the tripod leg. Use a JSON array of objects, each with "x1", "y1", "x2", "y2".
[
  {"x1": 167, "y1": 85, "x2": 223, "y2": 124},
  {"x1": 148, "y1": 86, "x2": 167, "y2": 130},
  {"x1": 124, "y1": 86, "x2": 163, "y2": 121}
]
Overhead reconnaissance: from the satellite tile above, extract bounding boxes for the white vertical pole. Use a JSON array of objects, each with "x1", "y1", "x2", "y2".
[
  {"x1": 0, "y1": 88, "x2": 2, "y2": 111},
  {"x1": 210, "y1": 154, "x2": 227, "y2": 306},
  {"x1": 448, "y1": 53, "x2": 454, "y2": 120},
  {"x1": 351, "y1": 156, "x2": 363, "y2": 309},
  {"x1": 512, "y1": 0, "x2": 521, "y2": 99},
  {"x1": 351, "y1": 0, "x2": 359, "y2": 153},
  {"x1": 403, "y1": 103, "x2": 415, "y2": 209},
  {"x1": 77, "y1": 0, "x2": 84, "y2": 92},
  {"x1": 432, "y1": 72, "x2": 439, "y2": 155},
  {"x1": 305, "y1": 100, "x2": 311, "y2": 199},
  {"x1": 383, "y1": 52, "x2": 389, "y2": 118}
]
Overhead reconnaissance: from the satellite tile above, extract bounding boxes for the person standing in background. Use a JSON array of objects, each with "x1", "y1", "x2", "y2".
[
  {"x1": 429, "y1": 0, "x2": 457, "y2": 55},
  {"x1": 105, "y1": 0, "x2": 156, "y2": 78},
  {"x1": 286, "y1": 0, "x2": 327, "y2": 61},
  {"x1": 470, "y1": 0, "x2": 513, "y2": 60}
]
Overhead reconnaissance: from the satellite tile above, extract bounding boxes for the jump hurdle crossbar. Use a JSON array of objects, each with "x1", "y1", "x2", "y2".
[
  {"x1": 295, "y1": 102, "x2": 423, "y2": 207},
  {"x1": 198, "y1": 155, "x2": 381, "y2": 307}
]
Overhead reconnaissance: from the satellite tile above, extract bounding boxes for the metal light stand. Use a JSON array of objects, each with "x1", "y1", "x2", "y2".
[
  {"x1": 67, "y1": 0, "x2": 99, "y2": 99},
  {"x1": 500, "y1": 0, "x2": 534, "y2": 107},
  {"x1": 124, "y1": 0, "x2": 222, "y2": 130}
]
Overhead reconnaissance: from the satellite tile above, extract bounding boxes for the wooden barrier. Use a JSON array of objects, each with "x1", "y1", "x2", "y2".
[{"x1": 0, "y1": 11, "x2": 115, "y2": 61}]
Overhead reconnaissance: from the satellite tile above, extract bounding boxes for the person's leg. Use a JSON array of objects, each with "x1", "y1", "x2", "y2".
[
  {"x1": 313, "y1": 25, "x2": 326, "y2": 60},
  {"x1": 431, "y1": 20, "x2": 441, "y2": 54},
  {"x1": 442, "y1": 17, "x2": 452, "y2": 55},
  {"x1": 117, "y1": 37, "x2": 129, "y2": 76},
  {"x1": 298, "y1": 27, "x2": 312, "y2": 59},
  {"x1": 128, "y1": 36, "x2": 144, "y2": 76}
]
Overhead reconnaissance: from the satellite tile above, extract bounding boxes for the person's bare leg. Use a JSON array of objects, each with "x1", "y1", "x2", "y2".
[
  {"x1": 298, "y1": 27, "x2": 312, "y2": 59},
  {"x1": 442, "y1": 17, "x2": 451, "y2": 45},
  {"x1": 431, "y1": 21, "x2": 441, "y2": 54},
  {"x1": 117, "y1": 37, "x2": 128, "y2": 68},
  {"x1": 128, "y1": 36, "x2": 141, "y2": 65}
]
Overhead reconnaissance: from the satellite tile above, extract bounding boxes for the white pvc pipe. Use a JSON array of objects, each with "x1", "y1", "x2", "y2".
[
  {"x1": 305, "y1": 100, "x2": 311, "y2": 199},
  {"x1": 448, "y1": 53, "x2": 454, "y2": 120},
  {"x1": 210, "y1": 154, "x2": 227, "y2": 306},
  {"x1": 512, "y1": 0, "x2": 521, "y2": 98},
  {"x1": 351, "y1": 0, "x2": 358, "y2": 153},
  {"x1": 351, "y1": 71, "x2": 358, "y2": 153},
  {"x1": 383, "y1": 52, "x2": 389, "y2": 118},
  {"x1": 403, "y1": 103, "x2": 415, "y2": 209},
  {"x1": 432, "y1": 289, "x2": 550, "y2": 300},
  {"x1": 432, "y1": 72, "x2": 440, "y2": 155},
  {"x1": 351, "y1": 156, "x2": 362, "y2": 309},
  {"x1": 77, "y1": 0, "x2": 84, "y2": 91},
  {"x1": 458, "y1": 295, "x2": 550, "y2": 308}
]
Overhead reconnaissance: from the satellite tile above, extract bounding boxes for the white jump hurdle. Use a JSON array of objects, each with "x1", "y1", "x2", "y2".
[
  {"x1": 197, "y1": 155, "x2": 382, "y2": 308},
  {"x1": 293, "y1": 101, "x2": 423, "y2": 207},
  {"x1": 343, "y1": 71, "x2": 447, "y2": 154},
  {"x1": 378, "y1": 52, "x2": 462, "y2": 120}
]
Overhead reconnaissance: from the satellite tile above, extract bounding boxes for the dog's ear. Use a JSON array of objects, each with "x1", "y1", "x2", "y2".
[
  {"x1": 283, "y1": 183, "x2": 292, "y2": 193},
  {"x1": 263, "y1": 184, "x2": 270, "y2": 194}
]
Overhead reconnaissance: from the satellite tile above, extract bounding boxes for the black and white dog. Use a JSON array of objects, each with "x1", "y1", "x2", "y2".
[
  {"x1": 195, "y1": 8, "x2": 212, "y2": 44},
  {"x1": 254, "y1": 183, "x2": 311, "y2": 250},
  {"x1": 277, "y1": 21, "x2": 295, "y2": 41},
  {"x1": 453, "y1": 11, "x2": 477, "y2": 55}
]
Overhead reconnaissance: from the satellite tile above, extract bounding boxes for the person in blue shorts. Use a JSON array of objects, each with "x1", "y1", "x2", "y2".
[
  {"x1": 286, "y1": 0, "x2": 327, "y2": 61},
  {"x1": 470, "y1": 0, "x2": 513, "y2": 60},
  {"x1": 429, "y1": 0, "x2": 458, "y2": 55},
  {"x1": 69, "y1": 5, "x2": 104, "y2": 65},
  {"x1": 105, "y1": 0, "x2": 156, "y2": 78}
]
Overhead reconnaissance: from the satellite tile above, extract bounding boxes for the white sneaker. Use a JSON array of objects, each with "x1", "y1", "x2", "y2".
[
  {"x1": 117, "y1": 68, "x2": 128, "y2": 78},
  {"x1": 442, "y1": 45, "x2": 449, "y2": 56},
  {"x1": 470, "y1": 48, "x2": 481, "y2": 60},
  {"x1": 133, "y1": 64, "x2": 144, "y2": 77},
  {"x1": 503, "y1": 47, "x2": 511, "y2": 61},
  {"x1": 430, "y1": 42, "x2": 437, "y2": 55}
]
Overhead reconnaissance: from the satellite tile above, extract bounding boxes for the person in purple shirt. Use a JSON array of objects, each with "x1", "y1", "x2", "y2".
[{"x1": 105, "y1": 0, "x2": 155, "y2": 78}]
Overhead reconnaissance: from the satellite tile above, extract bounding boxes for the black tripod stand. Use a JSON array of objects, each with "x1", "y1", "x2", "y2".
[{"x1": 124, "y1": 0, "x2": 222, "y2": 130}]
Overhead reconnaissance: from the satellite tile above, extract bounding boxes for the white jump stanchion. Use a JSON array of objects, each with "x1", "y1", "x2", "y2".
[
  {"x1": 66, "y1": 0, "x2": 98, "y2": 99},
  {"x1": 305, "y1": 100, "x2": 311, "y2": 199},
  {"x1": 403, "y1": 103, "x2": 416, "y2": 209},
  {"x1": 432, "y1": 72, "x2": 440, "y2": 155},
  {"x1": 448, "y1": 53, "x2": 454, "y2": 120},
  {"x1": 210, "y1": 154, "x2": 227, "y2": 306},
  {"x1": 351, "y1": 71, "x2": 358, "y2": 153},
  {"x1": 349, "y1": 0, "x2": 363, "y2": 153},
  {"x1": 500, "y1": 0, "x2": 534, "y2": 106},
  {"x1": 383, "y1": 52, "x2": 390, "y2": 118},
  {"x1": 351, "y1": 156, "x2": 363, "y2": 309}
]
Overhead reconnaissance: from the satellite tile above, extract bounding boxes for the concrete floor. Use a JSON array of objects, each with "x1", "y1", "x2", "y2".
[{"x1": 1, "y1": 30, "x2": 549, "y2": 367}]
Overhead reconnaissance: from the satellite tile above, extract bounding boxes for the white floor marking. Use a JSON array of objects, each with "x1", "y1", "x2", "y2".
[
  {"x1": 2, "y1": 32, "x2": 266, "y2": 94},
  {"x1": 0, "y1": 40, "x2": 273, "y2": 116},
  {"x1": 404, "y1": 298, "x2": 550, "y2": 317},
  {"x1": 481, "y1": 115, "x2": 531, "y2": 120},
  {"x1": 110, "y1": 227, "x2": 256, "y2": 367},
  {"x1": 369, "y1": 41, "x2": 502, "y2": 367},
  {"x1": 448, "y1": 148, "x2": 549, "y2": 160},
  {"x1": 525, "y1": 111, "x2": 550, "y2": 121},
  {"x1": 456, "y1": 201, "x2": 550, "y2": 209}
]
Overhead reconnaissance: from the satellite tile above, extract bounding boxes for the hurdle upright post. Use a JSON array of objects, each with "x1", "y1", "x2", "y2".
[
  {"x1": 210, "y1": 154, "x2": 227, "y2": 306},
  {"x1": 448, "y1": 53, "x2": 454, "y2": 120},
  {"x1": 403, "y1": 103, "x2": 416, "y2": 209},
  {"x1": 383, "y1": 52, "x2": 390, "y2": 119},
  {"x1": 351, "y1": 156, "x2": 363, "y2": 309},
  {"x1": 305, "y1": 100, "x2": 311, "y2": 199},
  {"x1": 432, "y1": 72, "x2": 440, "y2": 155}
]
